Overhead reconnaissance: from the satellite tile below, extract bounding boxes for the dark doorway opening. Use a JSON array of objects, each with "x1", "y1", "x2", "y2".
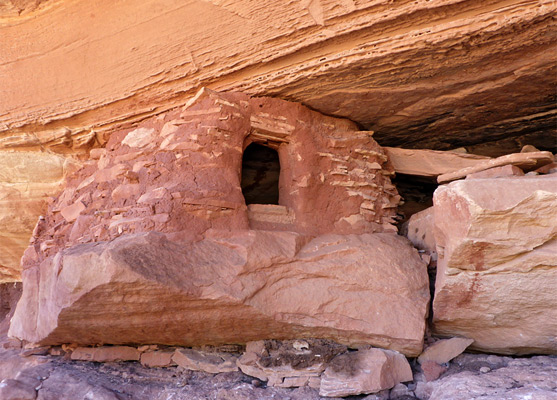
[{"x1": 241, "y1": 143, "x2": 280, "y2": 205}]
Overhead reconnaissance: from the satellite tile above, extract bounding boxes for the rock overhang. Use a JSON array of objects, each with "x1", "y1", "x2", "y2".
[{"x1": 0, "y1": 0, "x2": 554, "y2": 153}]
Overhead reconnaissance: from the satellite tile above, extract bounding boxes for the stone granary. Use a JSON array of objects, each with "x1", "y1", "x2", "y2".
[
  {"x1": 9, "y1": 88, "x2": 430, "y2": 356},
  {"x1": 1, "y1": 0, "x2": 556, "y2": 397}
]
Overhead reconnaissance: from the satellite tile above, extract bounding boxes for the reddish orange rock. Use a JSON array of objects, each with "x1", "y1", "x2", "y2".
[
  {"x1": 420, "y1": 360, "x2": 448, "y2": 382},
  {"x1": 418, "y1": 338, "x2": 474, "y2": 365},
  {"x1": 8, "y1": 90, "x2": 429, "y2": 356},
  {"x1": 9, "y1": 230, "x2": 429, "y2": 356},
  {"x1": 20, "y1": 88, "x2": 399, "y2": 268},
  {"x1": 140, "y1": 350, "x2": 176, "y2": 368},
  {"x1": 70, "y1": 346, "x2": 140, "y2": 362},
  {"x1": 465, "y1": 164, "x2": 524, "y2": 179}
]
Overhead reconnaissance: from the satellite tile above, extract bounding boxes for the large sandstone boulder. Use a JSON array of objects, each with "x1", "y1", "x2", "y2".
[
  {"x1": 9, "y1": 231, "x2": 429, "y2": 356},
  {"x1": 432, "y1": 175, "x2": 557, "y2": 355}
]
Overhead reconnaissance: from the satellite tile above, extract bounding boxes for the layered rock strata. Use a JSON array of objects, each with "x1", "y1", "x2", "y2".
[
  {"x1": 1, "y1": 1, "x2": 554, "y2": 152},
  {"x1": 432, "y1": 175, "x2": 557, "y2": 355},
  {"x1": 9, "y1": 89, "x2": 428, "y2": 356},
  {"x1": 9, "y1": 230, "x2": 429, "y2": 356},
  {"x1": 0, "y1": 151, "x2": 73, "y2": 282}
]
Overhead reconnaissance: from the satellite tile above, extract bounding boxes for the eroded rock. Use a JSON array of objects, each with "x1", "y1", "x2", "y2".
[
  {"x1": 465, "y1": 164, "x2": 524, "y2": 180},
  {"x1": 432, "y1": 175, "x2": 557, "y2": 354},
  {"x1": 172, "y1": 349, "x2": 238, "y2": 374},
  {"x1": 437, "y1": 151, "x2": 554, "y2": 183},
  {"x1": 237, "y1": 339, "x2": 346, "y2": 388},
  {"x1": 20, "y1": 88, "x2": 399, "y2": 266},
  {"x1": 1, "y1": 1, "x2": 554, "y2": 154},
  {"x1": 384, "y1": 148, "x2": 490, "y2": 179},
  {"x1": 140, "y1": 350, "x2": 175, "y2": 368},
  {"x1": 70, "y1": 346, "x2": 140, "y2": 362},
  {"x1": 406, "y1": 207, "x2": 435, "y2": 254},
  {"x1": 10, "y1": 230, "x2": 428, "y2": 356},
  {"x1": 0, "y1": 378, "x2": 37, "y2": 400},
  {"x1": 0, "y1": 152, "x2": 70, "y2": 282},
  {"x1": 416, "y1": 354, "x2": 557, "y2": 400},
  {"x1": 319, "y1": 348, "x2": 413, "y2": 397},
  {"x1": 9, "y1": 90, "x2": 428, "y2": 356}
]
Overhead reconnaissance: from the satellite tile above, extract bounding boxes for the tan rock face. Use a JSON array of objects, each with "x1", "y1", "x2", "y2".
[
  {"x1": 0, "y1": 151, "x2": 71, "y2": 282},
  {"x1": 9, "y1": 230, "x2": 429, "y2": 356},
  {"x1": 384, "y1": 148, "x2": 490, "y2": 179},
  {"x1": 0, "y1": 1, "x2": 554, "y2": 152},
  {"x1": 432, "y1": 176, "x2": 557, "y2": 355}
]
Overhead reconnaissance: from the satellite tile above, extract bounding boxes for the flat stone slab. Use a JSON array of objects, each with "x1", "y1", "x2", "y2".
[
  {"x1": 384, "y1": 147, "x2": 490, "y2": 179},
  {"x1": 418, "y1": 338, "x2": 474, "y2": 365},
  {"x1": 437, "y1": 151, "x2": 554, "y2": 183}
]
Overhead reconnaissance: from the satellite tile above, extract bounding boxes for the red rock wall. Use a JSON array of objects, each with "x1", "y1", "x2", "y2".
[{"x1": 23, "y1": 89, "x2": 399, "y2": 271}]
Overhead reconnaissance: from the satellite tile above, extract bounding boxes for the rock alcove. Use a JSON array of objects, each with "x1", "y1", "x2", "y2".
[
  {"x1": 241, "y1": 143, "x2": 280, "y2": 206},
  {"x1": 0, "y1": 0, "x2": 556, "y2": 397}
]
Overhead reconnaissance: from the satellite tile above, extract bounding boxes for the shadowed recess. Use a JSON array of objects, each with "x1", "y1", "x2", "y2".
[{"x1": 241, "y1": 143, "x2": 280, "y2": 205}]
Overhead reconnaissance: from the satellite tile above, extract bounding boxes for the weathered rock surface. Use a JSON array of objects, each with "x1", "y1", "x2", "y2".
[
  {"x1": 0, "y1": 282, "x2": 22, "y2": 322},
  {"x1": 237, "y1": 339, "x2": 346, "y2": 388},
  {"x1": 319, "y1": 348, "x2": 413, "y2": 397},
  {"x1": 406, "y1": 207, "x2": 436, "y2": 254},
  {"x1": 172, "y1": 348, "x2": 238, "y2": 374},
  {"x1": 0, "y1": 378, "x2": 37, "y2": 400},
  {"x1": 384, "y1": 147, "x2": 490, "y2": 179},
  {"x1": 437, "y1": 151, "x2": 554, "y2": 183},
  {"x1": 415, "y1": 354, "x2": 557, "y2": 400},
  {"x1": 0, "y1": 151, "x2": 71, "y2": 282},
  {"x1": 8, "y1": 89, "x2": 425, "y2": 355},
  {"x1": 1, "y1": 0, "x2": 554, "y2": 153},
  {"x1": 418, "y1": 338, "x2": 474, "y2": 365},
  {"x1": 465, "y1": 164, "x2": 524, "y2": 180},
  {"x1": 10, "y1": 230, "x2": 429, "y2": 356},
  {"x1": 420, "y1": 360, "x2": 449, "y2": 383},
  {"x1": 432, "y1": 175, "x2": 557, "y2": 355},
  {"x1": 1, "y1": 325, "x2": 556, "y2": 400},
  {"x1": 140, "y1": 350, "x2": 175, "y2": 368},
  {"x1": 0, "y1": 346, "x2": 328, "y2": 400},
  {"x1": 70, "y1": 346, "x2": 140, "y2": 362},
  {"x1": 19, "y1": 88, "x2": 398, "y2": 271}
]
